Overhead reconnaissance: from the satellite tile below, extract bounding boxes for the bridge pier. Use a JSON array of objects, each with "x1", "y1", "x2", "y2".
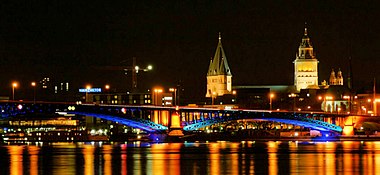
[
  {"x1": 342, "y1": 116, "x2": 355, "y2": 136},
  {"x1": 168, "y1": 111, "x2": 184, "y2": 137}
]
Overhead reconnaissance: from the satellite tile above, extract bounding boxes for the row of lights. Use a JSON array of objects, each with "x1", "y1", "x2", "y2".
[{"x1": 11, "y1": 82, "x2": 36, "y2": 101}]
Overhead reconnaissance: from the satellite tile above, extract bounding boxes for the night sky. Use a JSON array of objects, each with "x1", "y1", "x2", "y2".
[{"x1": 0, "y1": 1, "x2": 379, "y2": 99}]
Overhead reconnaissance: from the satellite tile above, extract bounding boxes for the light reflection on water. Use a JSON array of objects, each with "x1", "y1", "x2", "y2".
[{"x1": 2, "y1": 141, "x2": 380, "y2": 174}]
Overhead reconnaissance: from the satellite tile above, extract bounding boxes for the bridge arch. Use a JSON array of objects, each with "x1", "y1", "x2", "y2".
[
  {"x1": 182, "y1": 112, "x2": 342, "y2": 133},
  {"x1": 70, "y1": 112, "x2": 168, "y2": 133}
]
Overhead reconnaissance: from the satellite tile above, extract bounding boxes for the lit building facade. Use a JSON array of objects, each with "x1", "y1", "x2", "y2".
[
  {"x1": 294, "y1": 26, "x2": 319, "y2": 92},
  {"x1": 329, "y1": 69, "x2": 343, "y2": 85},
  {"x1": 206, "y1": 33, "x2": 232, "y2": 98}
]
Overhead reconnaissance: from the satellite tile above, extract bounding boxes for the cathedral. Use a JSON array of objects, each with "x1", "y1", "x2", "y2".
[
  {"x1": 293, "y1": 26, "x2": 319, "y2": 92},
  {"x1": 205, "y1": 33, "x2": 232, "y2": 98}
]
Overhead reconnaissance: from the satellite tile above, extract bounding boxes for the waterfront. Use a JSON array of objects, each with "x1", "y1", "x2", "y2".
[{"x1": 1, "y1": 141, "x2": 380, "y2": 174}]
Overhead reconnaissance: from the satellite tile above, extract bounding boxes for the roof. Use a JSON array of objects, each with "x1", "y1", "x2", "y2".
[
  {"x1": 207, "y1": 33, "x2": 232, "y2": 76},
  {"x1": 297, "y1": 25, "x2": 316, "y2": 59},
  {"x1": 300, "y1": 27, "x2": 313, "y2": 48}
]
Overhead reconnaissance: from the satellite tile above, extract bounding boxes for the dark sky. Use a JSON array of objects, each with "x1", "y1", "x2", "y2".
[{"x1": 0, "y1": 1, "x2": 379, "y2": 98}]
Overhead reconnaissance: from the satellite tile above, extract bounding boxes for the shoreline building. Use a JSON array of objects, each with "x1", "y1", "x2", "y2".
[
  {"x1": 206, "y1": 33, "x2": 232, "y2": 99},
  {"x1": 293, "y1": 26, "x2": 319, "y2": 92}
]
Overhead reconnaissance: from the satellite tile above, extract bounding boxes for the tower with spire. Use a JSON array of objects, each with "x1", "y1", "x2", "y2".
[
  {"x1": 293, "y1": 24, "x2": 319, "y2": 92},
  {"x1": 329, "y1": 69, "x2": 336, "y2": 85},
  {"x1": 336, "y1": 69, "x2": 343, "y2": 85},
  {"x1": 329, "y1": 68, "x2": 343, "y2": 85},
  {"x1": 206, "y1": 33, "x2": 232, "y2": 98}
]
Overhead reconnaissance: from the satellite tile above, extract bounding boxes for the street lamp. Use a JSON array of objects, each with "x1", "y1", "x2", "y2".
[
  {"x1": 169, "y1": 88, "x2": 177, "y2": 106},
  {"x1": 12, "y1": 82, "x2": 18, "y2": 101},
  {"x1": 288, "y1": 93, "x2": 297, "y2": 111},
  {"x1": 269, "y1": 93, "x2": 274, "y2": 110},
  {"x1": 86, "y1": 85, "x2": 91, "y2": 103},
  {"x1": 212, "y1": 92, "x2": 217, "y2": 105},
  {"x1": 123, "y1": 57, "x2": 153, "y2": 91},
  {"x1": 154, "y1": 88, "x2": 163, "y2": 106},
  {"x1": 105, "y1": 84, "x2": 110, "y2": 90},
  {"x1": 31, "y1": 82, "x2": 36, "y2": 104}
]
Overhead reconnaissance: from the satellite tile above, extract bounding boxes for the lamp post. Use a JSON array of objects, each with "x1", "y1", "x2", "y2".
[
  {"x1": 31, "y1": 82, "x2": 36, "y2": 104},
  {"x1": 124, "y1": 57, "x2": 153, "y2": 91},
  {"x1": 269, "y1": 93, "x2": 274, "y2": 110},
  {"x1": 289, "y1": 93, "x2": 297, "y2": 111},
  {"x1": 86, "y1": 85, "x2": 91, "y2": 103},
  {"x1": 12, "y1": 82, "x2": 17, "y2": 101},
  {"x1": 154, "y1": 88, "x2": 162, "y2": 106},
  {"x1": 212, "y1": 92, "x2": 216, "y2": 105}
]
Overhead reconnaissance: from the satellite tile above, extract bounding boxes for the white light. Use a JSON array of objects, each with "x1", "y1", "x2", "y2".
[
  {"x1": 135, "y1": 66, "x2": 139, "y2": 71},
  {"x1": 147, "y1": 65, "x2": 153, "y2": 70},
  {"x1": 224, "y1": 106, "x2": 232, "y2": 110},
  {"x1": 121, "y1": 108, "x2": 126, "y2": 114},
  {"x1": 17, "y1": 104, "x2": 23, "y2": 110}
]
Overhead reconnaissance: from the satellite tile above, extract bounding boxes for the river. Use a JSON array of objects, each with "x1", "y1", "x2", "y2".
[{"x1": 1, "y1": 141, "x2": 379, "y2": 174}]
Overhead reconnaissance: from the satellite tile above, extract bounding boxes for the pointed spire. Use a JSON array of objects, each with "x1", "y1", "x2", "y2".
[
  {"x1": 337, "y1": 68, "x2": 343, "y2": 85},
  {"x1": 207, "y1": 33, "x2": 232, "y2": 76},
  {"x1": 329, "y1": 69, "x2": 336, "y2": 85},
  {"x1": 347, "y1": 57, "x2": 353, "y2": 89},
  {"x1": 297, "y1": 22, "x2": 315, "y2": 59},
  {"x1": 304, "y1": 22, "x2": 308, "y2": 36}
]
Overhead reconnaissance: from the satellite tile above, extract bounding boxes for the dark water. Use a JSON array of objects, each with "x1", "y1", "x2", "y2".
[{"x1": 1, "y1": 141, "x2": 380, "y2": 175}]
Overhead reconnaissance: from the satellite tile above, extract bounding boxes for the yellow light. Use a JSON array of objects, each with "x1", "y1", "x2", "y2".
[
  {"x1": 326, "y1": 96, "x2": 333, "y2": 100},
  {"x1": 12, "y1": 82, "x2": 18, "y2": 88},
  {"x1": 270, "y1": 93, "x2": 274, "y2": 98},
  {"x1": 232, "y1": 90, "x2": 237, "y2": 95},
  {"x1": 169, "y1": 88, "x2": 175, "y2": 92},
  {"x1": 105, "y1": 85, "x2": 110, "y2": 90},
  {"x1": 154, "y1": 88, "x2": 163, "y2": 93},
  {"x1": 31, "y1": 82, "x2": 36, "y2": 87},
  {"x1": 147, "y1": 65, "x2": 153, "y2": 70},
  {"x1": 86, "y1": 85, "x2": 91, "y2": 90},
  {"x1": 318, "y1": 96, "x2": 322, "y2": 100},
  {"x1": 368, "y1": 99, "x2": 372, "y2": 102}
]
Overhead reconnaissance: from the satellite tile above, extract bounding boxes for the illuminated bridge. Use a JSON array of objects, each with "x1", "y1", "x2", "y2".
[{"x1": 0, "y1": 101, "x2": 360, "y2": 135}]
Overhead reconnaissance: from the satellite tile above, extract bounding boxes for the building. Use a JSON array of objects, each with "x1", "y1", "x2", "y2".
[
  {"x1": 88, "y1": 92, "x2": 152, "y2": 105},
  {"x1": 329, "y1": 69, "x2": 344, "y2": 85},
  {"x1": 206, "y1": 33, "x2": 232, "y2": 98},
  {"x1": 233, "y1": 85, "x2": 295, "y2": 110},
  {"x1": 293, "y1": 26, "x2": 319, "y2": 92}
]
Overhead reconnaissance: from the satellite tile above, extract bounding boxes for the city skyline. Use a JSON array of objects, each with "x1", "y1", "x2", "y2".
[{"x1": 0, "y1": 1, "x2": 379, "y2": 98}]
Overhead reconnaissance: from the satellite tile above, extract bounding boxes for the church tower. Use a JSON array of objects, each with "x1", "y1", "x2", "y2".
[
  {"x1": 329, "y1": 69, "x2": 336, "y2": 85},
  {"x1": 206, "y1": 33, "x2": 232, "y2": 98},
  {"x1": 336, "y1": 69, "x2": 343, "y2": 85},
  {"x1": 294, "y1": 25, "x2": 319, "y2": 92}
]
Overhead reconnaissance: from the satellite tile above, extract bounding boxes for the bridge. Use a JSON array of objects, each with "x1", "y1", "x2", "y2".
[{"x1": 0, "y1": 101, "x2": 364, "y2": 136}]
